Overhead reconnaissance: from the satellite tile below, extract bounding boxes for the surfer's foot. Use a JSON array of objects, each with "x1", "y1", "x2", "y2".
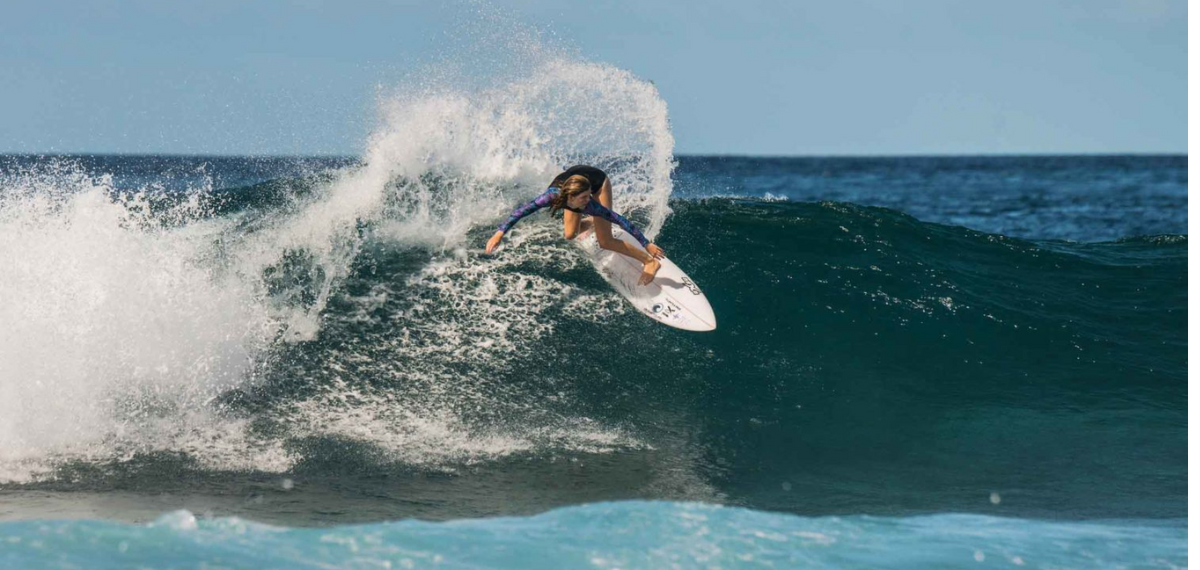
[{"x1": 638, "y1": 259, "x2": 661, "y2": 286}]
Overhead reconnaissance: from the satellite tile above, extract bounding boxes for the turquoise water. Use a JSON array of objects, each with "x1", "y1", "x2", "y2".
[{"x1": 2, "y1": 501, "x2": 1185, "y2": 570}]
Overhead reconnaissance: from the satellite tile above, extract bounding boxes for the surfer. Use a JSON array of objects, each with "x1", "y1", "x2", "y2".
[{"x1": 485, "y1": 165, "x2": 666, "y2": 285}]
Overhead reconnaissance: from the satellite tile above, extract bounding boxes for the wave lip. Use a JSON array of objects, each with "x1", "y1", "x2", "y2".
[{"x1": 1, "y1": 502, "x2": 1186, "y2": 570}]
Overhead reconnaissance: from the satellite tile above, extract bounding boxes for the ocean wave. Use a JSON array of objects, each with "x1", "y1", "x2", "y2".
[
  {"x1": 0, "y1": 177, "x2": 1184, "y2": 520},
  {"x1": 0, "y1": 501, "x2": 1185, "y2": 570}
]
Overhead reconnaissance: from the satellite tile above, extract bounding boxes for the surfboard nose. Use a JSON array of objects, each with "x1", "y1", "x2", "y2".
[
  {"x1": 697, "y1": 306, "x2": 717, "y2": 331},
  {"x1": 679, "y1": 297, "x2": 717, "y2": 331}
]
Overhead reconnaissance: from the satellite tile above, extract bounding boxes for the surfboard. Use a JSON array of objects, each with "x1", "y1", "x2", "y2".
[{"x1": 576, "y1": 228, "x2": 717, "y2": 332}]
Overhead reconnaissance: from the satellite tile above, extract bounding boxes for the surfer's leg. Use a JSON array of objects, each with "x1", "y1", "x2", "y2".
[
  {"x1": 594, "y1": 219, "x2": 646, "y2": 259},
  {"x1": 592, "y1": 178, "x2": 625, "y2": 252},
  {"x1": 563, "y1": 208, "x2": 584, "y2": 240},
  {"x1": 597, "y1": 178, "x2": 613, "y2": 209},
  {"x1": 592, "y1": 178, "x2": 659, "y2": 284},
  {"x1": 594, "y1": 217, "x2": 661, "y2": 284}
]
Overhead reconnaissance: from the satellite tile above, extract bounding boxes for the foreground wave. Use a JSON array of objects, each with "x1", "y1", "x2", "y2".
[{"x1": 1, "y1": 501, "x2": 1184, "y2": 570}]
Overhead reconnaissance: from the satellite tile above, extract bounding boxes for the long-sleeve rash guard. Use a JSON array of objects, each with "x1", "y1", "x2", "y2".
[{"x1": 497, "y1": 187, "x2": 651, "y2": 248}]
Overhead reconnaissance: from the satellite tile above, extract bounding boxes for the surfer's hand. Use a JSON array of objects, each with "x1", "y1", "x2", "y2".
[
  {"x1": 485, "y1": 231, "x2": 505, "y2": 254},
  {"x1": 646, "y1": 243, "x2": 665, "y2": 259}
]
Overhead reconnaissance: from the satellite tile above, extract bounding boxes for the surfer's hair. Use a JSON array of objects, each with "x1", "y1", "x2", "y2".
[{"x1": 550, "y1": 174, "x2": 592, "y2": 215}]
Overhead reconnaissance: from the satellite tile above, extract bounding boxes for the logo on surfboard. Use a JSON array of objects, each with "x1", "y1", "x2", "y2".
[
  {"x1": 681, "y1": 276, "x2": 702, "y2": 296},
  {"x1": 648, "y1": 301, "x2": 684, "y2": 322}
]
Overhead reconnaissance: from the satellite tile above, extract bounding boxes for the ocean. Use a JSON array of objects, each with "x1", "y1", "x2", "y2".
[
  {"x1": 0, "y1": 151, "x2": 1185, "y2": 569},
  {"x1": 0, "y1": 57, "x2": 1186, "y2": 570}
]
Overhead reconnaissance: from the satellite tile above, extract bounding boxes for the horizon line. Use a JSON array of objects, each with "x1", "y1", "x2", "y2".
[{"x1": 0, "y1": 150, "x2": 1187, "y2": 161}]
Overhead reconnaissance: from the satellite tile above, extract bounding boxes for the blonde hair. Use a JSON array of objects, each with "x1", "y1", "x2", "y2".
[{"x1": 549, "y1": 174, "x2": 592, "y2": 215}]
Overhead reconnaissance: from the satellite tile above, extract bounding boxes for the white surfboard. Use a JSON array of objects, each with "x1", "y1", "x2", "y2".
[{"x1": 576, "y1": 228, "x2": 717, "y2": 332}]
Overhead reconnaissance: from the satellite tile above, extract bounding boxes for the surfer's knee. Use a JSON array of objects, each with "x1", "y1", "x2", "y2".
[{"x1": 564, "y1": 228, "x2": 579, "y2": 240}]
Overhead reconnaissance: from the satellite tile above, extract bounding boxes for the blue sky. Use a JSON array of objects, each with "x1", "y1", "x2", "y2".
[{"x1": 0, "y1": 0, "x2": 1185, "y2": 155}]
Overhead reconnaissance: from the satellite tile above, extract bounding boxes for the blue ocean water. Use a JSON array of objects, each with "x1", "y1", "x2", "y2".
[
  {"x1": 674, "y1": 155, "x2": 1187, "y2": 241},
  {"x1": 2, "y1": 502, "x2": 1185, "y2": 570}
]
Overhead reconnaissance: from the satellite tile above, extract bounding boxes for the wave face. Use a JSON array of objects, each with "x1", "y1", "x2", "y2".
[
  {"x1": 0, "y1": 151, "x2": 1184, "y2": 525},
  {"x1": 0, "y1": 502, "x2": 1185, "y2": 570}
]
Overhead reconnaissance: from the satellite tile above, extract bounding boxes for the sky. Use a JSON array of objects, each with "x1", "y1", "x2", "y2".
[{"x1": 0, "y1": 0, "x2": 1186, "y2": 156}]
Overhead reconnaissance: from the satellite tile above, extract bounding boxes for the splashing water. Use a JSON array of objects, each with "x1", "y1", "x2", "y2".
[
  {"x1": 0, "y1": 161, "x2": 284, "y2": 481},
  {"x1": 0, "y1": 28, "x2": 677, "y2": 482}
]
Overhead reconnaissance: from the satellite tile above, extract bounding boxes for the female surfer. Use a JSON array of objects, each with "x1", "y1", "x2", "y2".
[{"x1": 485, "y1": 165, "x2": 665, "y2": 285}]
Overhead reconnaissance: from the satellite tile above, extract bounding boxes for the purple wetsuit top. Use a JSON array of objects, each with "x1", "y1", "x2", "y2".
[{"x1": 497, "y1": 186, "x2": 651, "y2": 247}]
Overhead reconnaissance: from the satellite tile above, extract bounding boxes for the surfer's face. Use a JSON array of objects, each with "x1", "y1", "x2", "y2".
[{"x1": 568, "y1": 191, "x2": 592, "y2": 210}]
